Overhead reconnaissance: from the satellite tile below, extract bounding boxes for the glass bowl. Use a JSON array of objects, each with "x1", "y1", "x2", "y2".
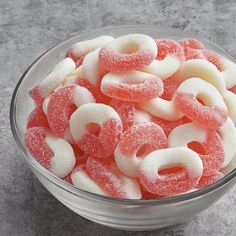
[{"x1": 10, "y1": 25, "x2": 236, "y2": 231}]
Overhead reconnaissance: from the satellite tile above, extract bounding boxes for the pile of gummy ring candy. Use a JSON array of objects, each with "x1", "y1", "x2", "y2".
[{"x1": 24, "y1": 33, "x2": 236, "y2": 199}]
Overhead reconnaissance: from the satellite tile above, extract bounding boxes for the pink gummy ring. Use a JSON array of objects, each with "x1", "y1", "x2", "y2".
[
  {"x1": 99, "y1": 34, "x2": 157, "y2": 72},
  {"x1": 101, "y1": 70, "x2": 163, "y2": 102}
]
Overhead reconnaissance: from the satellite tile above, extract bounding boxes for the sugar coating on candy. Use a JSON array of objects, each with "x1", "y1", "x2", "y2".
[
  {"x1": 179, "y1": 38, "x2": 205, "y2": 51},
  {"x1": 156, "y1": 39, "x2": 185, "y2": 63},
  {"x1": 68, "y1": 35, "x2": 114, "y2": 59},
  {"x1": 36, "y1": 58, "x2": 76, "y2": 98},
  {"x1": 172, "y1": 59, "x2": 225, "y2": 95},
  {"x1": 139, "y1": 147, "x2": 203, "y2": 196},
  {"x1": 202, "y1": 50, "x2": 223, "y2": 71},
  {"x1": 152, "y1": 116, "x2": 191, "y2": 137},
  {"x1": 86, "y1": 157, "x2": 141, "y2": 199},
  {"x1": 221, "y1": 58, "x2": 236, "y2": 89},
  {"x1": 24, "y1": 127, "x2": 53, "y2": 169},
  {"x1": 27, "y1": 105, "x2": 49, "y2": 128},
  {"x1": 175, "y1": 78, "x2": 227, "y2": 129},
  {"x1": 99, "y1": 34, "x2": 157, "y2": 72},
  {"x1": 179, "y1": 38, "x2": 204, "y2": 60},
  {"x1": 47, "y1": 85, "x2": 95, "y2": 140},
  {"x1": 101, "y1": 70, "x2": 163, "y2": 102},
  {"x1": 168, "y1": 122, "x2": 225, "y2": 176},
  {"x1": 115, "y1": 123, "x2": 167, "y2": 177},
  {"x1": 160, "y1": 77, "x2": 180, "y2": 101},
  {"x1": 82, "y1": 48, "x2": 107, "y2": 86},
  {"x1": 196, "y1": 172, "x2": 224, "y2": 189},
  {"x1": 140, "y1": 57, "x2": 180, "y2": 80},
  {"x1": 110, "y1": 99, "x2": 135, "y2": 131},
  {"x1": 71, "y1": 164, "x2": 106, "y2": 195},
  {"x1": 24, "y1": 127, "x2": 75, "y2": 177},
  {"x1": 70, "y1": 103, "x2": 122, "y2": 158},
  {"x1": 218, "y1": 118, "x2": 236, "y2": 168}
]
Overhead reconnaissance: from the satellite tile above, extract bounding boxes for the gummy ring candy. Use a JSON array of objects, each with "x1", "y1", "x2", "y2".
[
  {"x1": 27, "y1": 105, "x2": 49, "y2": 128},
  {"x1": 86, "y1": 157, "x2": 142, "y2": 199},
  {"x1": 99, "y1": 34, "x2": 157, "y2": 72},
  {"x1": 82, "y1": 48, "x2": 106, "y2": 86},
  {"x1": 168, "y1": 122, "x2": 224, "y2": 176},
  {"x1": 101, "y1": 70, "x2": 163, "y2": 102},
  {"x1": 70, "y1": 103, "x2": 122, "y2": 158},
  {"x1": 221, "y1": 58, "x2": 236, "y2": 89},
  {"x1": 139, "y1": 147, "x2": 203, "y2": 196},
  {"x1": 218, "y1": 118, "x2": 236, "y2": 168},
  {"x1": 24, "y1": 127, "x2": 76, "y2": 178},
  {"x1": 175, "y1": 77, "x2": 228, "y2": 129},
  {"x1": 71, "y1": 164, "x2": 106, "y2": 195},
  {"x1": 223, "y1": 91, "x2": 236, "y2": 124},
  {"x1": 30, "y1": 58, "x2": 76, "y2": 101},
  {"x1": 138, "y1": 96, "x2": 183, "y2": 121},
  {"x1": 114, "y1": 122, "x2": 168, "y2": 177},
  {"x1": 140, "y1": 57, "x2": 180, "y2": 80},
  {"x1": 196, "y1": 172, "x2": 224, "y2": 189},
  {"x1": 66, "y1": 35, "x2": 114, "y2": 63},
  {"x1": 156, "y1": 39, "x2": 185, "y2": 63},
  {"x1": 47, "y1": 84, "x2": 95, "y2": 141},
  {"x1": 172, "y1": 59, "x2": 225, "y2": 95},
  {"x1": 109, "y1": 99, "x2": 135, "y2": 131}
]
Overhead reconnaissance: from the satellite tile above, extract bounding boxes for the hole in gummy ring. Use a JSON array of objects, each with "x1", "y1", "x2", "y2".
[
  {"x1": 136, "y1": 144, "x2": 152, "y2": 158},
  {"x1": 86, "y1": 123, "x2": 101, "y2": 136},
  {"x1": 188, "y1": 141, "x2": 206, "y2": 155},
  {"x1": 120, "y1": 42, "x2": 140, "y2": 54},
  {"x1": 158, "y1": 164, "x2": 185, "y2": 175}
]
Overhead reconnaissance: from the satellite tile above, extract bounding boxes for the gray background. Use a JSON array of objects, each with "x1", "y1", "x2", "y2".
[{"x1": 1, "y1": 0, "x2": 236, "y2": 235}]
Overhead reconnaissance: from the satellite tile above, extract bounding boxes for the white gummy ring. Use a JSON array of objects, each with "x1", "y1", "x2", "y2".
[
  {"x1": 101, "y1": 70, "x2": 163, "y2": 102},
  {"x1": 172, "y1": 59, "x2": 226, "y2": 95},
  {"x1": 99, "y1": 34, "x2": 157, "y2": 72},
  {"x1": 168, "y1": 122, "x2": 224, "y2": 175},
  {"x1": 176, "y1": 77, "x2": 227, "y2": 111},
  {"x1": 139, "y1": 147, "x2": 203, "y2": 195},
  {"x1": 175, "y1": 77, "x2": 228, "y2": 129},
  {"x1": 37, "y1": 58, "x2": 76, "y2": 97},
  {"x1": 69, "y1": 35, "x2": 114, "y2": 58},
  {"x1": 45, "y1": 135, "x2": 76, "y2": 178}
]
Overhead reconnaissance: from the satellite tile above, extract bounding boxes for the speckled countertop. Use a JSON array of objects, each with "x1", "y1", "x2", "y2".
[{"x1": 1, "y1": 0, "x2": 236, "y2": 235}]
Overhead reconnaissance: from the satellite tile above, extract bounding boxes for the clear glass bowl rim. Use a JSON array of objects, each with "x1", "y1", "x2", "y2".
[{"x1": 10, "y1": 24, "x2": 236, "y2": 206}]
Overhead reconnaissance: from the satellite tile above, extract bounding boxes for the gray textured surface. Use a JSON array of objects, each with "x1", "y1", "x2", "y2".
[{"x1": 1, "y1": 0, "x2": 236, "y2": 235}]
